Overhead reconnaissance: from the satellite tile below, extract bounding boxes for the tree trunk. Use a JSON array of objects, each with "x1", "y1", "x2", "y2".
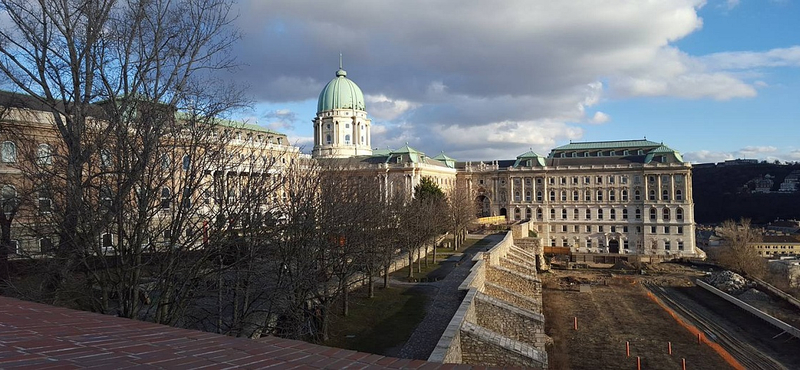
[
  {"x1": 407, "y1": 250, "x2": 414, "y2": 278},
  {"x1": 368, "y1": 273, "x2": 374, "y2": 298},
  {"x1": 384, "y1": 265, "x2": 390, "y2": 288}
]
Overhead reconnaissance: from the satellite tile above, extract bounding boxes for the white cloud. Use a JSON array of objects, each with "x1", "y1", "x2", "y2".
[
  {"x1": 700, "y1": 46, "x2": 800, "y2": 70},
  {"x1": 588, "y1": 112, "x2": 611, "y2": 124},
  {"x1": 365, "y1": 95, "x2": 419, "y2": 120}
]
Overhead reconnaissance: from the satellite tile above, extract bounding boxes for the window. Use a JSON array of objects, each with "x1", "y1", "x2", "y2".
[
  {"x1": 277, "y1": 137, "x2": 283, "y2": 145},
  {"x1": 573, "y1": 209, "x2": 579, "y2": 220},
  {"x1": 536, "y1": 178, "x2": 542, "y2": 184},
  {"x1": 677, "y1": 226, "x2": 683, "y2": 234},
  {"x1": 648, "y1": 176, "x2": 656, "y2": 184},
  {"x1": 635, "y1": 208, "x2": 641, "y2": 220},
  {"x1": 676, "y1": 189, "x2": 683, "y2": 201},
  {"x1": 100, "y1": 186, "x2": 112, "y2": 209},
  {"x1": 608, "y1": 175, "x2": 615, "y2": 184},
  {"x1": 38, "y1": 187, "x2": 52, "y2": 213},
  {"x1": 585, "y1": 190, "x2": 591, "y2": 202},
  {"x1": 551, "y1": 238, "x2": 556, "y2": 247},
  {"x1": 525, "y1": 191, "x2": 531, "y2": 202},
  {"x1": 662, "y1": 175, "x2": 670, "y2": 184},
  {"x1": 665, "y1": 240, "x2": 671, "y2": 250},
  {"x1": 37, "y1": 144, "x2": 52, "y2": 166},
  {"x1": 623, "y1": 226, "x2": 628, "y2": 232},
  {"x1": 622, "y1": 208, "x2": 628, "y2": 219},
  {"x1": 634, "y1": 175, "x2": 641, "y2": 184},
  {"x1": 562, "y1": 209, "x2": 567, "y2": 219},
  {"x1": 549, "y1": 191, "x2": 555, "y2": 202},
  {"x1": 2, "y1": 185, "x2": 17, "y2": 217},
  {"x1": 161, "y1": 154, "x2": 171, "y2": 170},
  {"x1": 663, "y1": 208, "x2": 670, "y2": 221},
  {"x1": 182, "y1": 188, "x2": 192, "y2": 209},
  {"x1": 550, "y1": 208, "x2": 556, "y2": 219},
  {"x1": 664, "y1": 226, "x2": 671, "y2": 234},
  {"x1": 10, "y1": 240, "x2": 19, "y2": 255},
  {"x1": 101, "y1": 233, "x2": 113, "y2": 251},
  {"x1": 573, "y1": 191, "x2": 579, "y2": 201},
  {"x1": 598, "y1": 225, "x2": 604, "y2": 232},
  {"x1": 586, "y1": 225, "x2": 592, "y2": 233},
  {"x1": 561, "y1": 191, "x2": 567, "y2": 201},
  {"x1": 676, "y1": 208, "x2": 684, "y2": 221},
  {"x1": 361, "y1": 136, "x2": 365, "y2": 144},
  {"x1": 621, "y1": 176, "x2": 628, "y2": 184},
  {"x1": 345, "y1": 123, "x2": 350, "y2": 128},
  {"x1": 622, "y1": 189, "x2": 629, "y2": 201},
  {"x1": 598, "y1": 209, "x2": 604, "y2": 220},
  {"x1": 39, "y1": 237, "x2": 53, "y2": 254},
  {"x1": 548, "y1": 177, "x2": 555, "y2": 185},
  {"x1": 651, "y1": 226, "x2": 657, "y2": 233},
  {"x1": 585, "y1": 209, "x2": 591, "y2": 219},
  {"x1": 678, "y1": 241, "x2": 684, "y2": 250},
  {"x1": 610, "y1": 209, "x2": 616, "y2": 220},
  {"x1": 609, "y1": 190, "x2": 616, "y2": 201},
  {"x1": 160, "y1": 187, "x2": 171, "y2": 210},
  {"x1": 345, "y1": 135, "x2": 351, "y2": 144},
  {"x1": 514, "y1": 191, "x2": 521, "y2": 202},
  {"x1": 1, "y1": 141, "x2": 16, "y2": 163},
  {"x1": 562, "y1": 225, "x2": 568, "y2": 232},
  {"x1": 648, "y1": 190, "x2": 656, "y2": 201},
  {"x1": 584, "y1": 176, "x2": 591, "y2": 184},
  {"x1": 326, "y1": 134, "x2": 332, "y2": 144},
  {"x1": 572, "y1": 177, "x2": 578, "y2": 184},
  {"x1": 634, "y1": 190, "x2": 641, "y2": 201},
  {"x1": 623, "y1": 239, "x2": 629, "y2": 249},
  {"x1": 662, "y1": 189, "x2": 669, "y2": 201},
  {"x1": 596, "y1": 176, "x2": 603, "y2": 184},
  {"x1": 182, "y1": 155, "x2": 191, "y2": 171},
  {"x1": 536, "y1": 208, "x2": 543, "y2": 220},
  {"x1": 597, "y1": 190, "x2": 603, "y2": 201},
  {"x1": 636, "y1": 226, "x2": 642, "y2": 233},
  {"x1": 649, "y1": 208, "x2": 657, "y2": 220},
  {"x1": 611, "y1": 226, "x2": 616, "y2": 233},
  {"x1": 536, "y1": 191, "x2": 542, "y2": 202},
  {"x1": 560, "y1": 177, "x2": 566, "y2": 184}
]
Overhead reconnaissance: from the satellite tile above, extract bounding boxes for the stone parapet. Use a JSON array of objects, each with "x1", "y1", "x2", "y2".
[{"x1": 459, "y1": 322, "x2": 548, "y2": 368}]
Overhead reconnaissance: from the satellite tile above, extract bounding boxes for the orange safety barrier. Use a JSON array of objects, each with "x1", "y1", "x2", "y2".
[{"x1": 646, "y1": 291, "x2": 746, "y2": 370}]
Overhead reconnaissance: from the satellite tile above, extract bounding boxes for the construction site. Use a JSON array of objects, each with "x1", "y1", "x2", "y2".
[{"x1": 542, "y1": 263, "x2": 800, "y2": 370}]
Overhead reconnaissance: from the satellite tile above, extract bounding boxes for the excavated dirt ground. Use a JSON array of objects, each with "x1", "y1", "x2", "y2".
[{"x1": 543, "y1": 266, "x2": 734, "y2": 370}]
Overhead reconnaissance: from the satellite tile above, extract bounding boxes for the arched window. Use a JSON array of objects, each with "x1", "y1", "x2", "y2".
[
  {"x1": 344, "y1": 135, "x2": 351, "y2": 144},
  {"x1": 622, "y1": 189, "x2": 629, "y2": 201},
  {"x1": 561, "y1": 191, "x2": 567, "y2": 201},
  {"x1": 585, "y1": 190, "x2": 591, "y2": 201},
  {"x1": 573, "y1": 191, "x2": 579, "y2": 201},
  {"x1": 549, "y1": 191, "x2": 555, "y2": 202},
  {"x1": 676, "y1": 189, "x2": 683, "y2": 201},
  {"x1": 597, "y1": 190, "x2": 603, "y2": 201},
  {"x1": 573, "y1": 209, "x2": 579, "y2": 220},
  {"x1": 634, "y1": 190, "x2": 641, "y2": 201},
  {"x1": 160, "y1": 187, "x2": 171, "y2": 210},
  {"x1": 550, "y1": 208, "x2": 556, "y2": 219},
  {"x1": 161, "y1": 153, "x2": 171, "y2": 170},
  {"x1": 676, "y1": 208, "x2": 684, "y2": 221},
  {"x1": 536, "y1": 208, "x2": 543, "y2": 220},
  {"x1": 326, "y1": 134, "x2": 332, "y2": 144},
  {"x1": 526, "y1": 208, "x2": 532, "y2": 220},
  {"x1": 561, "y1": 209, "x2": 567, "y2": 219},
  {"x1": 610, "y1": 209, "x2": 616, "y2": 220},
  {"x1": 1, "y1": 141, "x2": 16, "y2": 163},
  {"x1": 361, "y1": 136, "x2": 365, "y2": 144},
  {"x1": 38, "y1": 186, "x2": 52, "y2": 213},
  {"x1": 525, "y1": 191, "x2": 531, "y2": 202},
  {"x1": 37, "y1": 144, "x2": 52, "y2": 166},
  {"x1": 536, "y1": 191, "x2": 542, "y2": 202},
  {"x1": 514, "y1": 191, "x2": 521, "y2": 202},
  {"x1": 585, "y1": 208, "x2": 592, "y2": 219},
  {"x1": 598, "y1": 209, "x2": 604, "y2": 220},
  {"x1": 649, "y1": 208, "x2": 657, "y2": 220},
  {"x1": 622, "y1": 208, "x2": 628, "y2": 219},
  {"x1": 663, "y1": 208, "x2": 670, "y2": 221},
  {"x1": 648, "y1": 189, "x2": 656, "y2": 201},
  {"x1": 609, "y1": 190, "x2": 616, "y2": 201},
  {"x1": 635, "y1": 208, "x2": 641, "y2": 219},
  {"x1": 39, "y1": 237, "x2": 53, "y2": 254},
  {"x1": 662, "y1": 189, "x2": 669, "y2": 201},
  {"x1": 182, "y1": 155, "x2": 191, "y2": 170}
]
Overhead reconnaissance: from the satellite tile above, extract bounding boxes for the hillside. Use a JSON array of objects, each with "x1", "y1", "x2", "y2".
[{"x1": 692, "y1": 163, "x2": 800, "y2": 224}]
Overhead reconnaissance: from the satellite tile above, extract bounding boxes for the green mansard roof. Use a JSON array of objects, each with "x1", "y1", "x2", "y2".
[{"x1": 552, "y1": 139, "x2": 662, "y2": 151}]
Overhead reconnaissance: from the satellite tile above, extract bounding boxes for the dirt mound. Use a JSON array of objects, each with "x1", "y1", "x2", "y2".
[
  {"x1": 612, "y1": 260, "x2": 637, "y2": 271},
  {"x1": 705, "y1": 270, "x2": 752, "y2": 294},
  {"x1": 737, "y1": 288, "x2": 772, "y2": 303}
]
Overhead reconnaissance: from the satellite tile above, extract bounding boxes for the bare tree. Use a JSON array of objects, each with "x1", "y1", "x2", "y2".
[
  {"x1": 716, "y1": 218, "x2": 766, "y2": 278},
  {"x1": 448, "y1": 183, "x2": 476, "y2": 251}
]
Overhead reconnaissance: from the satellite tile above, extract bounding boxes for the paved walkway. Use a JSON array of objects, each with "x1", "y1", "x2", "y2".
[{"x1": 398, "y1": 234, "x2": 504, "y2": 360}]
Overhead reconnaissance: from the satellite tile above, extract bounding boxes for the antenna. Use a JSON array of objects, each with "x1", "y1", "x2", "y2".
[{"x1": 339, "y1": 53, "x2": 343, "y2": 69}]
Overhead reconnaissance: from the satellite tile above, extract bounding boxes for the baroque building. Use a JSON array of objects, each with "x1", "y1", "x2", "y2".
[{"x1": 311, "y1": 65, "x2": 699, "y2": 258}]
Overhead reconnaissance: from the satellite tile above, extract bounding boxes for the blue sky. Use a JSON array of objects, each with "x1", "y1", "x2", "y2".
[{"x1": 227, "y1": 0, "x2": 800, "y2": 163}]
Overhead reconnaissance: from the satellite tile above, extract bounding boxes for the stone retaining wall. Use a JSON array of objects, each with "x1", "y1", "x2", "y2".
[{"x1": 429, "y1": 221, "x2": 548, "y2": 368}]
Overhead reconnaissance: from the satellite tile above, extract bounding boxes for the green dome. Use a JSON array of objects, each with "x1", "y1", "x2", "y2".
[{"x1": 317, "y1": 68, "x2": 365, "y2": 113}]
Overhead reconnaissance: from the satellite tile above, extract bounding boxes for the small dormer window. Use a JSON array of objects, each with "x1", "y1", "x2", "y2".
[
  {"x1": 277, "y1": 137, "x2": 283, "y2": 145},
  {"x1": 623, "y1": 150, "x2": 629, "y2": 155},
  {"x1": 637, "y1": 150, "x2": 643, "y2": 155},
  {"x1": 396, "y1": 156, "x2": 402, "y2": 163},
  {"x1": 526, "y1": 160, "x2": 532, "y2": 167},
  {"x1": 572, "y1": 152, "x2": 577, "y2": 157},
  {"x1": 584, "y1": 152, "x2": 589, "y2": 157}
]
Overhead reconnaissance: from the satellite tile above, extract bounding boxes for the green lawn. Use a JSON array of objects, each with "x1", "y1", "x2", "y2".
[{"x1": 324, "y1": 285, "x2": 428, "y2": 355}]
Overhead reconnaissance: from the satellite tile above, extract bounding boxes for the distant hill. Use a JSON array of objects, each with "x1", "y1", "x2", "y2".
[{"x1": 692, "y1": 163, "x2": 800, "y2": 224}]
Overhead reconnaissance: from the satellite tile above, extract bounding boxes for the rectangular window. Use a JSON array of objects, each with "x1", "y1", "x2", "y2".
[
  {"x1": 598, "y1": 226, "x2": 604, "y2": 232},
  {"x1": 574, "y1": 225, "x2": 579, "y2": 233},
  {"x1": 586, "y1": 225, "x2": 592, "y2": 233},
  {"x1": 562, "y1": 225, "x2": 568, "y2": 232},
  {"x1": 678, "y1": 241, "x2": 684, "y2": 250},
  {"x1": 623, "y1": 226, "x2": 628, "y2": 232},
  {"x1": 664, "y1": 226, "x2": 670, "y2": 234},
  {"x1": 651, "y1": 226, "x2": 657, "y2": 234},
  {"x1": 677, "y1": 226, "x2": 683, "y2": 234},
  {"x1": 665, "y1": 241, "x2": 671, "y2": 250}
]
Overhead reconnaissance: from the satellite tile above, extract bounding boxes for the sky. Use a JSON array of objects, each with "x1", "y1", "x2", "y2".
[{"x1": 225, "y1": 0, "x2": 800, "y2": 163}]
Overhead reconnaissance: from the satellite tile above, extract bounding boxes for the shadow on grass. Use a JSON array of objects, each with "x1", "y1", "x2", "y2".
[{"x1": 325, "y1": 285, "x2": 430, "y2": 356}]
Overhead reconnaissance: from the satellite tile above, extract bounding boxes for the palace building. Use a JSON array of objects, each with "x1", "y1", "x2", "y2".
[{"x1": 310, "y1": 65, "x2": 699, "y2": 258}]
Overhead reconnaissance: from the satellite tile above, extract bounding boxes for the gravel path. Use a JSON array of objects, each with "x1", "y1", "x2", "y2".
[{"x1": 398, "y1": 234, "x2": 503, "y2": 360}]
